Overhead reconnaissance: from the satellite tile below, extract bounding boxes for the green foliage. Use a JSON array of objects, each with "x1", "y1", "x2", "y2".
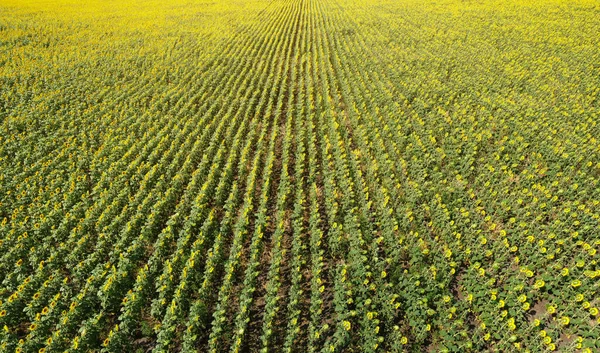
[{"x1": 0, "y1": 0, "x2": 599, "y2": 352}]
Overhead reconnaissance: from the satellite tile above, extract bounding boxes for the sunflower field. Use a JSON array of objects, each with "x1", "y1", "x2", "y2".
[{"x1": 1, "y1": 0, "x2": 599, "y2": 352}]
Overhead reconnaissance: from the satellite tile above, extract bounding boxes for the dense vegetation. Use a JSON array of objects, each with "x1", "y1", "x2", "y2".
[{"x1": 1, "y1": 0, "x2": 599, "y2": 352}]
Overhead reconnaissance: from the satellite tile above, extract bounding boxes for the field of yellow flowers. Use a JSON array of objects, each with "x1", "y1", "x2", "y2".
[{"x1": 1, "y1": 0, "x2": 599, "y2": 352}]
